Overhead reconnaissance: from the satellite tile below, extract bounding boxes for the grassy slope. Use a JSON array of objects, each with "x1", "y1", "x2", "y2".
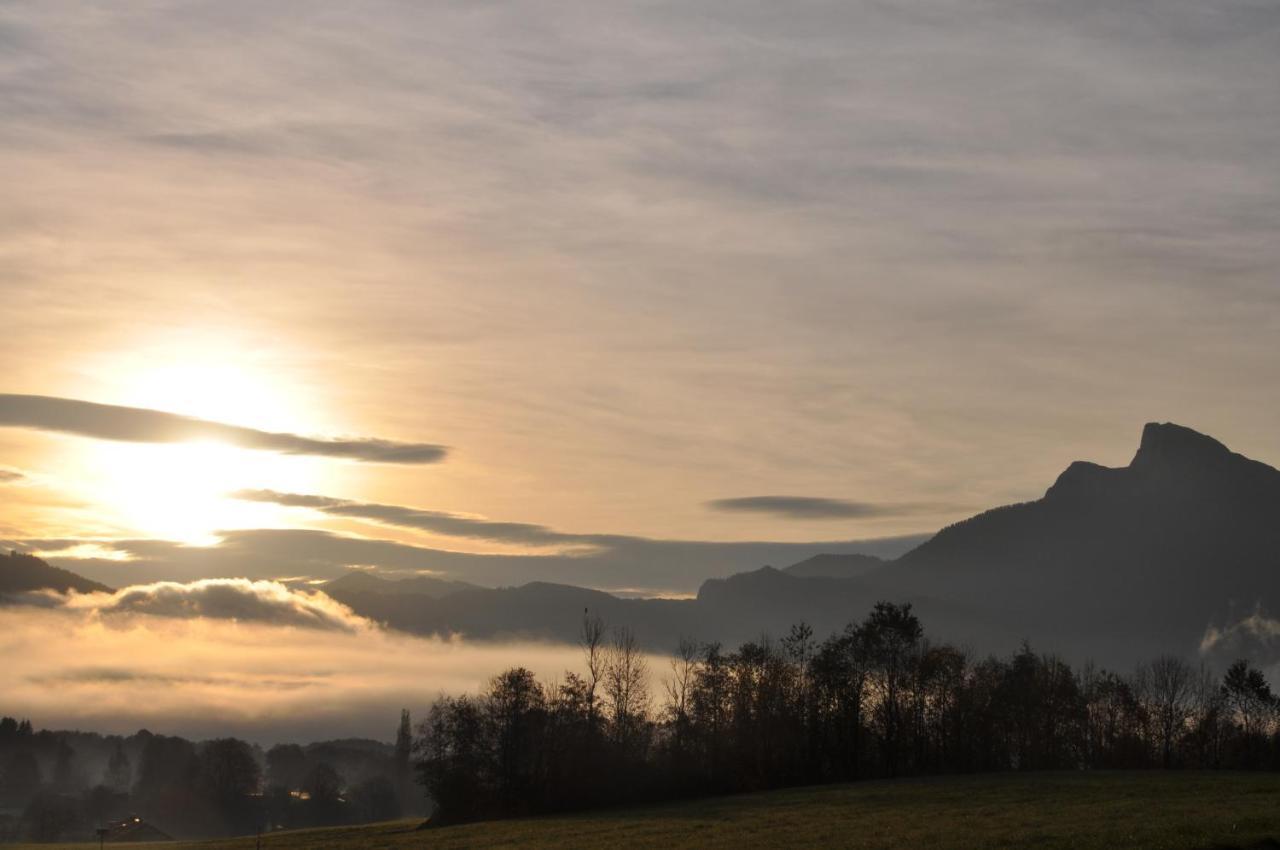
[{"x1": 21, "y1": 772, "x2": 1280, "y2": 850}]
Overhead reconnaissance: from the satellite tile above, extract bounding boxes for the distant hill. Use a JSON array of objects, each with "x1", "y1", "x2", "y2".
[
  {"x1": 322, "y1": 570, "x2": 480, "y2": 599},
  {"x1": 325, "y1": 561, "x2": 1004, "y2": 653},
  {"x1": 0, "y1": 549, "x2": 111, "y2": 597},
  {"x1": 324, "y1": 422, "x2": 1280, "y2": 666},
  {"x1": 783, "y1": 552, "x2": 884, "y2": 579}
]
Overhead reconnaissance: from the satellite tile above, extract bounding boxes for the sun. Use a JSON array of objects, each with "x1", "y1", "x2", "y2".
[{"x1": 68, "y1": 354, "x2": 335, "y2": 544}]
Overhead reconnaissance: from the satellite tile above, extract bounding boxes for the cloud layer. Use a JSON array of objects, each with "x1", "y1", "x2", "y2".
[
  {"x1": 707, "y1": 495, "x2": 905, "y2": 519},
  {"x1": 0, "y1": 604, "x2": 609, "y2": 742},
  {"x1": 45, "y1": 578, "x2": 370, "y2": 632},
  {"x1": 0, "y1": 394, "x2": 447, "y2": 464},
  {"x1": 13, "y1": 524, "x2": 927, "y2": 596}
]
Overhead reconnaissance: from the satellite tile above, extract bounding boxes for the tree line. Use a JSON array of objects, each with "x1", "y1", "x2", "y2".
[
  {"x1": 0, "y1": 713, "x2": 418, "y2": 843},
  {"x1": 415, "y1": 602, "x2": 1280, "y2": 824},
  {"x1": 6, "y1": 601, "x2": 1279, "y2": 838}
]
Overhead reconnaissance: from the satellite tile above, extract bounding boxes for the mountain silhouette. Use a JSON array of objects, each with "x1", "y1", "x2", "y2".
[
  {"x1": 0, "y1": 549, "x2": 112, "y2": 597},
  {"x1": 322, "y1": 570, "x2": 480, "y2": 599},
  {"x1": 15, "y1": 422, "x2": 1276, "y2": 666},
  {"x1": 321, "y1": 422, "x2": 1280, "y2": 665},
  {"x1": 782, "y1": 552, "x2": 884, "y2": 579},
  {"x1": 874, "y1": 422, "x2": 1280, "y2": 661}
]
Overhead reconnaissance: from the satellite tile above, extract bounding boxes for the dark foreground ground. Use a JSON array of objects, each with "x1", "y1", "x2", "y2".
[{"x1": 17, "y1": 771, "x2": 1280, "y2": 849}]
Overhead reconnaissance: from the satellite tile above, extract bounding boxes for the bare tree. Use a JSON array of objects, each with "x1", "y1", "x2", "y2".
[
  {"x1": 1135, "y1": 655, "x2": 1195, "y2": 768},
  {"x1": 664, "y1": 637, "x2": 700, "y2": 723},
  {"x1": 604, "y1": 626, "x2": 651, "y2": 746},
  {"x1": 581, "y1": 610, "x2": 606, "y2": 724}
]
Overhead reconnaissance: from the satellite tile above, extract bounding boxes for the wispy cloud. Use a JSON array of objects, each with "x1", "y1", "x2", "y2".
[
  {"x1": 2, "y1": 0, "x2": 1277, "y2": 553},
  {"x1": 233, "y1": 489, "x2": 594, "y2": 548},
  {"x1": 705, "y1": 495, "x2": 933, "y2": 520},
  {"x1": 0, "y1": 394, "x2": 447, "y2": 464},
  {"x1": 0, "y1": 467, "x2": 24, "y2": 483}
]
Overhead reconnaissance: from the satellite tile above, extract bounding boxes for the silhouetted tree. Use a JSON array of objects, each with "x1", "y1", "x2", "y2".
[
  {"x1": 1135, "y1": 655, "x2": 1196, "y2": 768},
  {"x1": 0, "y1": 750, "x2": 41, "y2": 806},
  {"x1": 417, "y1": 694, "x2": 490, "y2": 824},
  {"x1": 52, "y1": 738, "x2": 76, "y2": 792},
  {"x1": 350, "y1": 774, "x2": 400, "y2": 823},
  {"x1": 603, "y1": 628, "x2": 651, "y2": 754},
  {"x1": 1221, "y1": 659, "x2": 1277, "y2": 767},
  {"x1": 303, "y1": 761, "x2": 345, "y2": 825},
  {"x1": 199, "y1": 738, "x2": 261, "y2": 835},
  {"x1": 858, "y1": 602, "x2": 923, "y2": 776},
  {"x1": 103, "y1": 740, "x2": 132, "y2": 792},
  {"x1": 394, "y1": 709, "x2": 413, "y2": 811}
]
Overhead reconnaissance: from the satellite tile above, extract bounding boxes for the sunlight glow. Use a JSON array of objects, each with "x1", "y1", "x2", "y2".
[{"x1": 67, "y1": 352, "x2": 333, "y2": 544}]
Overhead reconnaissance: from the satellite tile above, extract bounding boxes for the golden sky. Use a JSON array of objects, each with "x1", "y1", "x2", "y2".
[{"x1": 2, "y1": 1, "x2": 1279, "y2": 596}]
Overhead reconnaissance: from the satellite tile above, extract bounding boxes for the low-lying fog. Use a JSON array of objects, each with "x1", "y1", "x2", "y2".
[{"x1": 0, "y1": 579, "x2": 642, "y2": 744}]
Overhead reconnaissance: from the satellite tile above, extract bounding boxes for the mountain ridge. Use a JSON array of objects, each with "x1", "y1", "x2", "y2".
[
  {"x1": 15, "y1": 422, "x2": 1279, "y2": 666},
  {"x1": 0, "y1": 549, "x2": 112, "y2": 597}
]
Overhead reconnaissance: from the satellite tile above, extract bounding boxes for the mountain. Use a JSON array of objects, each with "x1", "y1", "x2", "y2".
[
  {"x1": 323, "y1": 422, "x2": 1279, "y2": 666},
  {"x1": 325, "y1": 577, "x2": 698, "y2": 646},
  {"x1": 0, "y1": 550, "x2": 112, "y2": 597},
  {"x1": 875, "y1": 422, "x2": 1280, "y2": 662},
  {"x1": 322, "y1": 570, "x2": 480, "y2": 599},
  {"x1": 783, "y1": 552, "x2": 884, "y2": 579}
]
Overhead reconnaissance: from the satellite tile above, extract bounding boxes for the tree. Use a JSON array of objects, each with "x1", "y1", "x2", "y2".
[
  {"x1": 350, "y1": 774, "x2": 400, "y2": 823},
  {"x1": 393, "y1": 709, "x2": 413, "y2": 810},
  {"x1": 200, "y1": 739, "x2": 260, "y2": 803},
  {"x1": 199, "y1": 738, "x2": 262, "y2": 835},
  {"x1": 857, "y1": 602, "x2": 923, "y2": 776},
  {"x1": 51, "y1": 738, "x2": 76, "y2": 792},
  {"x1": 0, "y1": 717, "x2": 17, "y2": 747},
  {"x1": 603, "y1": 627, "x2": 651, "y2": 752},
  {"x1": 21, "y1": 790, "x2": 79, "y2": 843},
  {"x1": 103, "y1": 740, "x2": 132, "y2": 792},
  {"x1": 135, "y1": 734, "x2": 197, "y2": 799},
  {"x1": 1135, "y1": 656, "x2": 1195, "y2": 768},
  {"x1": 0, "y1": 750, "x2": 41, "y2": 806},
  {"x1": 303, "y1": 762, "x2": 345, "y2": 825},
  {"x1": 416, "y1": 695, "x2": 491, "y2": 824},
  {"x1": 1081, "y1": 665, "x2": 1146, "y2": 769},
  {"x1": 1218, "y1": 655, "x2": 1269, "y2": 752},
  {"x1": 265, "y1": 743, "x2": 308, "y2": 791},
  {"x1": 487, "y1": 667, "x2": 547, "y2": 815},
  {"x1": 581, "y1": 611, "x2": 607, "y2": 726},
  {"x1": 663, "y1": 636, "x2": 701, "y2": 783}
]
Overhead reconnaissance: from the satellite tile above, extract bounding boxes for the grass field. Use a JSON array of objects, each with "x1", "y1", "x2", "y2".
[{"x1": 16, "y1": 772, "x2": 1280, "y2": 849}]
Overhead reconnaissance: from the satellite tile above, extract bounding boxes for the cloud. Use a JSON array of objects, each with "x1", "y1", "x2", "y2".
[
  {"x1": 13, "y1": 524, "x2": 929, "y2": 596},
  {"x1": 39, "y1": 578, "x2": 370, "y2": 632},
  {"x1": 0, "y1": 0, "x2": 1277, "y2": 551},
  {"x1": 233, "y1": 488, "x2": 608, "y2": 548},
  {"x1": 0, "y1": 394, "x2": 447, "y2": 464},
  {"x1": 0, "y1": 467, "x2": 24, "y2": 483},
  {"x1": 1200, "y1": 607, "x2": 1280, "y2": 667},
  {"x1": 0, "y1": 604, "x2": 619, "y2": 742},
  {"x1": 706, "y1": 495, "x2": 906, "y2": 520}
]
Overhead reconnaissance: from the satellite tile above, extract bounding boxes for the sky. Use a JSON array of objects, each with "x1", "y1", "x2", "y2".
[{"x1": 2, "y1": 0, "x2": 1279, "y2": 598}]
